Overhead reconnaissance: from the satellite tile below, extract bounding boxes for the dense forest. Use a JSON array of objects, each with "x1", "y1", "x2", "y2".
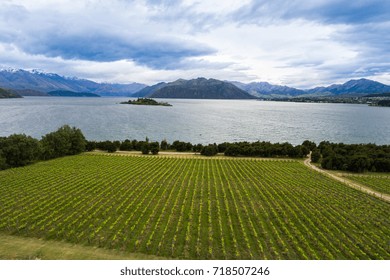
[
  {"x1": 1, "y1": 126, "x2": 389, "y2": 172},
  {"x1": 316, "y1": 142, "x2": 390, "y2": 172}
]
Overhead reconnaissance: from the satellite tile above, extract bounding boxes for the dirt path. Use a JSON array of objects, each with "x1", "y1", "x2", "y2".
[{"x1": 304, "y1": 154, "x2": 390, "y2": 203}]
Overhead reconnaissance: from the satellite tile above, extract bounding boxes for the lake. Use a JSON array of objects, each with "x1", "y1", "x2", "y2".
[{"x1": 1, "y1": 97, "x2": 390, "y2": 145}]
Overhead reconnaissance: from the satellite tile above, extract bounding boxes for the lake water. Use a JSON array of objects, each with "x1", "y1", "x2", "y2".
[{"x1": 1, "y1": 97, "x2": 390, "y2": 145}]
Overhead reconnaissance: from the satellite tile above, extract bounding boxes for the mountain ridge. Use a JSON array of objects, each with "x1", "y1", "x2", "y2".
[
  {"x1": 0, "y1": 69, "x2": 146, "y2": 96},
  {"x1": 136, "y1": 78, "x2": 255, "y2": 99},
  {"x1": 232, "y1": 81, "x2": 306, "y2": 97},
  {"x1": 305, "y1": 78, "x2": 390, "y2": 96},
  {"x1": 1, "y1": 69, "x2": 390, "y2": 98}
]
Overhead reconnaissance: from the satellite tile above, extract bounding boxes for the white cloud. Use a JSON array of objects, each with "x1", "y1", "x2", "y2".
[
  {"x1": 182, "y1": 0, "x2": 251, "y2": 15},
  {"x1": 0, "y1": 0, "x2": 389, "y2": 87}
]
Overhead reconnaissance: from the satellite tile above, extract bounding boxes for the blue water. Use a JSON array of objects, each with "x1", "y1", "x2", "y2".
[{"x1": 1, "y1": 97, "x2": 389, "y2": 145}]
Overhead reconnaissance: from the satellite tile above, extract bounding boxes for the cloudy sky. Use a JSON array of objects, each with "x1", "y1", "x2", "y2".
[{"x1": 0, "y1": 0, "x2": 389, "y2": 88}]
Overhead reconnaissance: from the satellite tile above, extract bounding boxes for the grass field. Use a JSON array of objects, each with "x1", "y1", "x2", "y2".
[
  {"x1": 342, "y1": 174, "x2": 390, "y2": 195},
  {"x1": 0, "y1": 233, "x2": 167, "y2": 260},
  {"x1": 0, "y1": 154, "x2": 389, "y2": 259}
]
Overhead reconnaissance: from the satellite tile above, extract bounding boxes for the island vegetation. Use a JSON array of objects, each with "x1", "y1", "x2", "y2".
[{"x1": 120, "y1": 98, "x2": 172, "y2": 106}]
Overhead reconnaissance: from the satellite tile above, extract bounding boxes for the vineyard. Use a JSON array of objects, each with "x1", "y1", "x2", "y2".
[
  {"x1": 0, "y1": 154, "x2": 389, "y2": 259},
  {"x1": 343, "y1": 174, "x2": 390, "y2": 195}
]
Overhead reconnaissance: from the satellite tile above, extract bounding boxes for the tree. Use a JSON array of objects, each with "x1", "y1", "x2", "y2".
[
  {"x1": 217, "y1": 142, "x2": 229, "y2": 153},
  {"x1": 120, "y1": 139, "x2": 133, "y2": 151},
  {"x1": 311, "y1": 149, "x2": 321, "y2": 163},
  {"x1": 172, "y1": 140, "x2": 192, "y2": 152},
  {"x1": 160, "y1": 139, "x2": 169, "y2": 150},
  {"x1": 69, "y1": 127, "x2": 87, "y2": 155},
  {"x1": 193, "y1": 143, "x2": 204, "y2": 153},
  {"x1": 0, "y1": 134, "x2": 41, "y2": 167},
  {"x1": 130, "y1": 139, "x2": 139, "y2": 150},
  {"x1": 201, "y1": 144, "x2": 218, "y2": 156},
  {"x1": 348, "y1": 155, "x2": 371, "y2": 173},
  {"x1": 105, "y1": 141, "x2": 118, "y2": 153},
  {"x1": 40, "y1": 125, "x2": 86, "y2": 159},
  {"x1": 302, "y1": 140, "x2": 317, "y2": 151},
  {"x1": 373, "y1": 158, "x2": 390, "y2": 172},
  {"x1": 150, "y1": 142, "x2": 159, "y2": 155},
  {"x1": 0, "y1": 150, "x2": 7, "y2": 170},
  {"x1": 86, "y1": 141, "x2": 97, "y2": 151},
  {"x1": 141, "y1": 143, "x2": 150, "y2": 154}
]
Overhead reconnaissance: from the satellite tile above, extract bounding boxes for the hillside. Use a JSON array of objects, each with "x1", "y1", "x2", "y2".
[
  {"x1": 140, "y1": 78, "x2": 255, "y2": 99},
  {"x1": 131, "y1": 82, "x2": 167, "y2": 97},
  {"x1": 0, "y1": 69, "x2": 146, "y2": 96},
  {"x1": 0, "y1": 88, "x2": 22, "y2": 98},
  {"x1": 233, "y1": 81, "x2": 306, "y2": 97},
  {"x1": 306, "y1": 78, "x2": 390, "y2": 96}
]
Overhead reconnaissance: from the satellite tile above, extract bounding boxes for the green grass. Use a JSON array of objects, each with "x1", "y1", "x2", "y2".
[
  {"x1": 0, "y1": 154, "x2": 389, "y2": 260},
  {"x1": 343, "y1": 174, "x2": 390, "y2": 195},
  {"x1": 0, "y1": 233, "x2": 168, "y2": 260}
]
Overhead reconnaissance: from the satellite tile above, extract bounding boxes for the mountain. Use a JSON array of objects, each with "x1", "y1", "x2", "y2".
[
  {"x1": 89, "y1": 83, "x2": 146, "y2": 96},
  {"x1": 306, "y1": 78, "x2": 390, "y2": 96},
  {"x1": 232, "y1": 81, "x2": 305, "y2": 97},
  {"x1": 131, "y1": 82, "x2": 167, "y2": 97},
  {"x1": 0, "y1": 69, "x2": 146, "y2": 96},
  {"x1": 234, "y1": 78, "x2": 390, "y2": 97},
  {"x1": 0, "y1": 88, "x2": 22, "y2": 98},
  {"x1": 48, "y1": 90, "x2": 100, "y2": 97},
  {"x1": 136, "y1": 78, "x2": 255, "y2": 99},
  {"x1": 2, "y1": 69, "x2": 390, "y2": 98}
]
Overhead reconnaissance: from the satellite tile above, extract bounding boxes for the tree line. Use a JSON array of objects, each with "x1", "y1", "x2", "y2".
[
  {"x1": 87, "y1": 139, "x2": 314, "y2": 158},
  {"x1": 0, "y1": 125, "x2": 86, "y2": 170},
  {"x1": 315, "y1": 141, "x2": 390, "y2": 173},
  {"x1": 1, "y1": 126, "x2": 389, "y2": 173},
  {"x1": 89, "y1": 138, "x2": 390, "y2": 172}
]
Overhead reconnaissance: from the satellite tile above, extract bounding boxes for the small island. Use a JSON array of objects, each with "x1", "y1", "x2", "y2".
[{"x1": 120, "y1": 98, "x2": 172, "y2": 106}]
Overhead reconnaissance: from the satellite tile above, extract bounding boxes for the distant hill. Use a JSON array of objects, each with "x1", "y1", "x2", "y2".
[
  {"x1": 306, "y1": 79, "x2": 390, "y2": 96},
  {"x1": 9, "y1": 89, "x2": 49, "y2": 96},
  {"x1": 2, "y1": 69, "x2": 390, "y2": 98},
  {"x1": 364, "y1": 93, "x2": 390, "y2": 98},
  {"x1": 131, "y1": 82, "x2": 167, "y2": 97},
  {"x1": 232, "y1": 81, "x2": 305, "y2": 97},
  {"x1": 48, "y1": 90, "x2": 100, "y2": 97},
  {"x1": 137, "y1": 78, "x2": 255, "y2": 99},
  {"x1": 0, "y1": 88, "x2": 22, "y2": 98},
  {"x1": 0, "y1": 69, "x2": 146, "y2": 96}
]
